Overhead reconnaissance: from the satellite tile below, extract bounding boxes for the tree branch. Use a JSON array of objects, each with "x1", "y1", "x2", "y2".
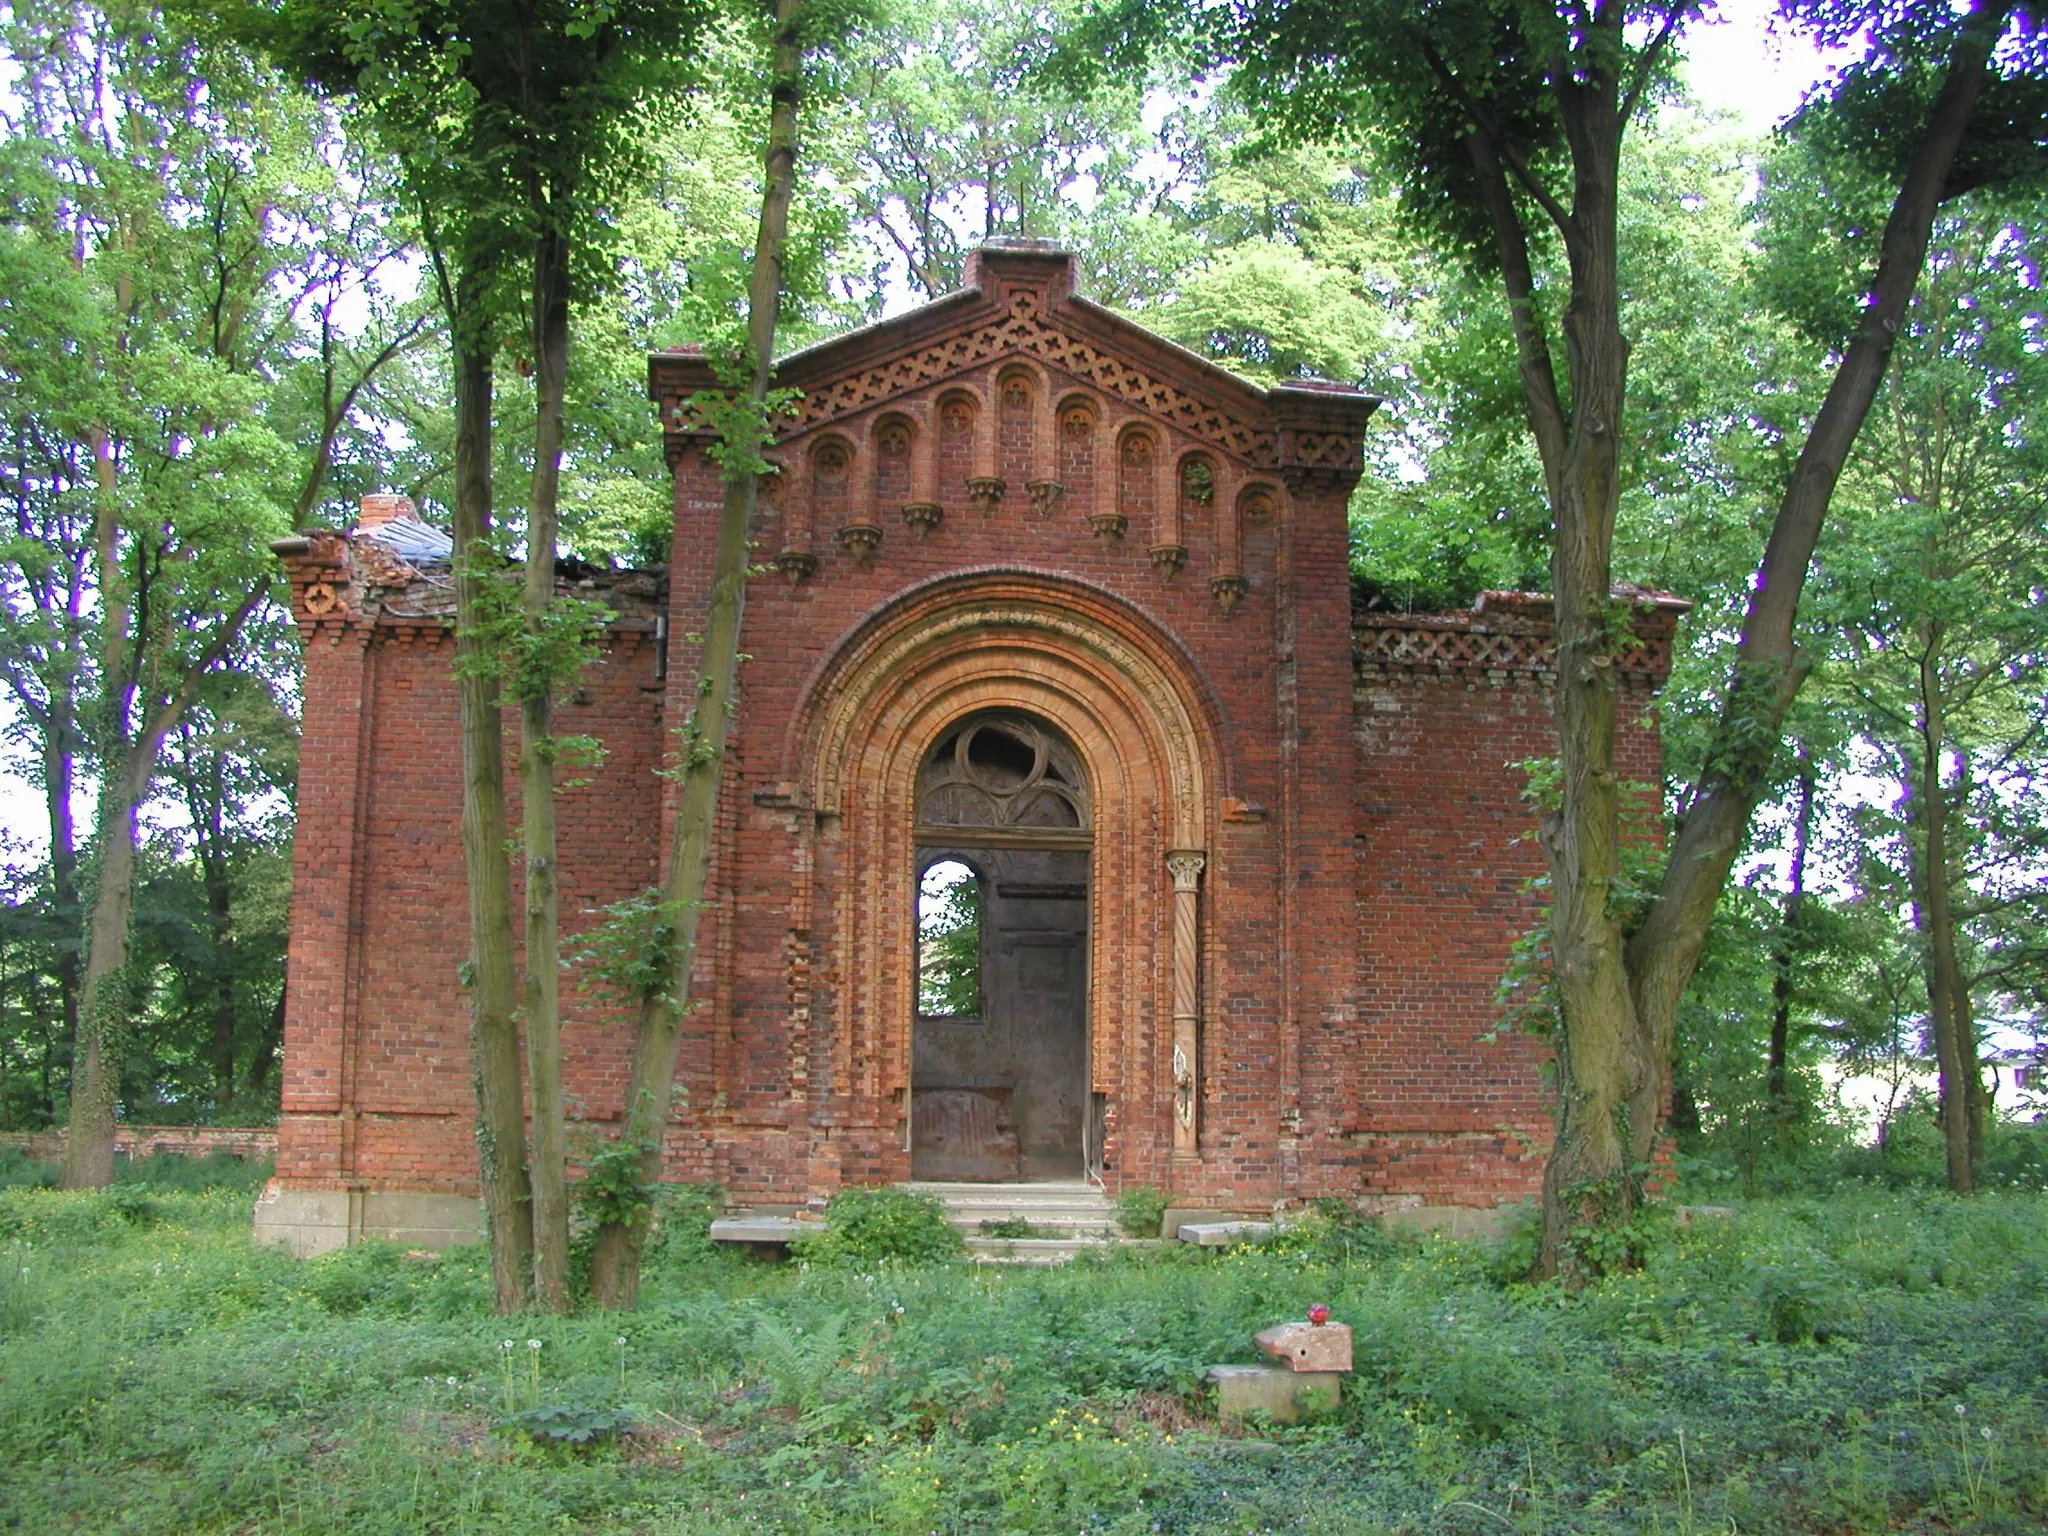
[
  {"x1": 1462, "y1": 129, "x2": 1570, "y2": 501},
  {"x1": 1627, "y1": 0, "x2": 2017, "y2": 1024},
  {"x1": 1619, "y1": 5, "x2": 1690, "y2": 129},
  {"x1": 1416, "y1": 31, "x2": 1580, "y2": 243}
]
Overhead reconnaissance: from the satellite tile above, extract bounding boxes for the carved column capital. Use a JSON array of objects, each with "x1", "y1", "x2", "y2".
[{"x1": 1166, "y1": 849, "x2": 1206, "y2": 891}]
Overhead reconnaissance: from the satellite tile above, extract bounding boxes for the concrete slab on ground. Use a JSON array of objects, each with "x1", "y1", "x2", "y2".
[
  {"x1": 708, "y1": 1215, "x2": 813, "y2": 1244},
  {"x1": 1178, "y1": 1219, "x2": 1275, "y2": 1246}
]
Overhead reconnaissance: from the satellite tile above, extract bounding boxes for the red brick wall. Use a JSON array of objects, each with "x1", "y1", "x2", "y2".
[
  {"x1": 1337, "y1": 661, "x2": 1668, "y2": 1204},
  {"x1": 271, "y1": 251, "x2": 1679, "y2": 1216},
  {"x1": 275, "y1": 607, "x2": 663, "y2": 1194},
  {"x1": 2, "y1": 1126, "x2": 277, "y2": 1161}
]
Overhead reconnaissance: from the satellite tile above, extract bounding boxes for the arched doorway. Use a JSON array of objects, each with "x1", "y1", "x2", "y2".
[{"x1": 911, "y1": 711, "x2": 1091, "y2": 1181}]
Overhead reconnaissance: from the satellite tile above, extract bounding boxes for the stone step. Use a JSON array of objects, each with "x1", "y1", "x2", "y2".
[
  {"x1": 905, "y1": 1179, "x2": 1122, "y2": 1238},
  {"x1": 904, "y1": 1180, "x2": 1107, "y2": 1204},
  {"x1": 912, "y1": 1180, "x2": 1137, "y2": 1264},
  {"x1": 709, "y1": 1183, "x2": 1141, "y2": 1265}
]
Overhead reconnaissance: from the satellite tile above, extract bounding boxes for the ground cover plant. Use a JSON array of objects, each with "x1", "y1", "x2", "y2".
[{"x1": 0, "y1": 1156, "x2": 2042, "y2": 1533}]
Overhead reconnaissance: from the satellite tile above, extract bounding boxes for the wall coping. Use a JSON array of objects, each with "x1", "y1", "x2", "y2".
[{"x1": 1353, "y1": 588, "x2": 1689, "y2": 679}]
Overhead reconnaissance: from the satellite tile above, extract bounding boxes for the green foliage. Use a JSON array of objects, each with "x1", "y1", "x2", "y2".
[
  {"x1": 793, "y1": 1184, "x2": 965, "y2": 1266},
  {"x1": 573, "y1": 889, "x2": 693, "y2": 1008},
  {"x1": 978, "y1": 1216, "x2": 1038, "y2": 1238},
  {"x1": 636, "y1": 1181, "x2": 726, "y2": 1271},
  {"x1": 916, "y1": 862, "x2": 982, "y2": 1018},
  {"x1": 746, "y1": 1309, "x2": 851, "y2": 1410},
  {"x1": 496, "y1": 1402, "x2": 637, "y2": 1448},
  {"x1": 570, "y1": 1137, "x2": 662, "y2": 1242},
  {"x1": 839, "y1": 0, "x2": 1170, "y2": 302},
  {"x1": 2, "y1": 1182, "x2": 2048, "y2": 1530},
  {"x1": 1114, "y1": 1184, "x2": 1169, "y2": 1237}
]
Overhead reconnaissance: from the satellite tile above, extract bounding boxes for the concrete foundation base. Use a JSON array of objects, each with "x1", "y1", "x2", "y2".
[
  {"x1": 1205, "y1": 1364, "x2": 1342, "y2": 1423},
  {"x1": 1378, "y1": 1202, "x2": 1522, "y2": 1242},
  {"x1": 253, "y1": 1183, "x2": 482, "y2": 1257}
]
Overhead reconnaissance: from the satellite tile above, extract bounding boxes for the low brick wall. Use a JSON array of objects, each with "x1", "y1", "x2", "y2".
[{"x1": 0, "y1": 1125, "x2": 277, "y2": 1161}]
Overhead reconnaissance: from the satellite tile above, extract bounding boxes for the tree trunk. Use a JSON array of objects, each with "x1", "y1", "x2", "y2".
[
  {"x1": 1531, "y1": 73, "x2": 1648, "y2": 1284},
  {"x1": 521, "y1": 219, "x2": 573, "y2": 1312},
  {"x1": 60, "y1": 424, "x2": 130, "y2": 1189},
  {"x1": 1767, "y1": 756, "x2": 1816, "y2": 1115},
  {"x1": 1609, "y1": 0, "x2": 2010, "y2": 1253},
  {"x1": 195, "y1": 753, "x2": 239, "y2": 1109},
  {"x1": 587, "y1": 0, "x2": 805, "y2": 1309},
  {"x1": 451, "y1": 275, "x2": 535, "y2": 1313},
  {"x1": 249, "y1": 985, "x2": 285, "y2": 1098},
  {"x1": 58, "y1": 627, "x2": 267, "y2": 1187},
  {"x1": 1912, "y1": 629, "x2": 1978, "y2": 1194},
  {"x1": 44, "y1": 717, "x2": 81, "y2": 1088},
  {"x1": 59, "y1": 756, "x2": 150, "y2": 1189},
  {"x1": 1484, "y1": 2, "x2": 2010, "y2": 1277}
]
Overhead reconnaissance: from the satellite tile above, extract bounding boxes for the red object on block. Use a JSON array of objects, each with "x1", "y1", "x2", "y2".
[{"x1": 1308, "y1": 1303, "x2": 1331, "y2": 1326}]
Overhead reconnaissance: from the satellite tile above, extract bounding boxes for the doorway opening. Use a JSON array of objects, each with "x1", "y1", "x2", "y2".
[{"x1": 911, "y1": 711, "x2": 1090, "y2": 1182}]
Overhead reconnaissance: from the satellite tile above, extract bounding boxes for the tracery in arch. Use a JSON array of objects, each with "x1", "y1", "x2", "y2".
[{"x1": 917, "y1": 711, "x2": 1090, "y2": 832}]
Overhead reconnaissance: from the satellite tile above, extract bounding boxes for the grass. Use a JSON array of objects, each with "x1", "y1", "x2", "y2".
[{"x1": 0, "y1": 1155, "x2": 2044, "y2": 1533}]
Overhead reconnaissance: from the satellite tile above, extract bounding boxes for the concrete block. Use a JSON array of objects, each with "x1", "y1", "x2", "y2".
[
  {"x1": 709, "y1": 1215, "x2": 811, "y2": 1244},
  {"x1": 1255, "y1": 1320, "x2": 1353, "y2": 1373},
  {"x1": 360, "y1": 1192, "x2": 483, "y2": 1250},
  {"x1": 1161, "y1": 1206, "x2": 1266, "y2": 1239},
  {"x1": 1178, "y1": 1219, "x2": 1274, "y2": 1246},
  {"x1": 1205, "y1": 1363, "x2": 1342, "y2": 1423}
]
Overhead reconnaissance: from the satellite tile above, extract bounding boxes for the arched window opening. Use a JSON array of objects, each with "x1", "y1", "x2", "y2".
[
  {"x1": 998, "y1": 370, "x2": 1035, "y2": 485},
  {"x1": 917, "y1": 859, "x2": 982, "y2": 1020},
  {"x1": 1118, "y1": 431, "x2": 1155, "y2": 523}
]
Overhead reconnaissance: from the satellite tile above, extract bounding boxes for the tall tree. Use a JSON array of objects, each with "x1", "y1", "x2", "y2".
[
  {"x1": 1061, "y1": 0, "x2": 2045, "y2": 1276},
  {"x1": 0, "y1": 0, "x2": 416, "y2": 1187},
  {"x1": 246, "y1": 0, "x2": 719, "y2": 1310},
  {"x1": 586, "y1": 0, "x2": 810, "y2": 1310},
  {"x1": 1807, "y1": 201, "x2": 2048, "y2": 1191},
  {"x1": 844, "y1": 0, "x2": 1164, "y2": 299}
]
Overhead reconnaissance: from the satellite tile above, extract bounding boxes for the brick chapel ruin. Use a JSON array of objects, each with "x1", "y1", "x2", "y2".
[{"x1": 256, "y1": 244, "x2": 1684, "y2": 1253}]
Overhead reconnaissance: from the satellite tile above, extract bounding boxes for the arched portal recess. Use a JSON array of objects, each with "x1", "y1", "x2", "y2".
[
  {"x1": 913, "y1": 712, "x2": 1091, "y2": 1180},
  {"x1": 789, "y1": 573, "x2": 1221, "y2": 1191}
]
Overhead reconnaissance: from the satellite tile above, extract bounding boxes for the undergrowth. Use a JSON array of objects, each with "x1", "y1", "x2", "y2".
[{"x1": 0, "y1": 1159, "x2": 2043, "y2": 1533}]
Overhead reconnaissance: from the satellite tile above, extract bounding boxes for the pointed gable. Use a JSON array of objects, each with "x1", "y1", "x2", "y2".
[{"x1": 650, "y1": 242, "x2": 1375, "y2": 480}]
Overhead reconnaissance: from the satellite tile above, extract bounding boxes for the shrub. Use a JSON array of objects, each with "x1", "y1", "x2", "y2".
[
  {"x1": 0, "y1": 1148, "x2": 56, "y2": 1190},
  {"x1": 1114, "y1": 1184, "x2": 1169, "y2": 1237},
  {"x1": 115, "y1": 1152, "x2": 273, "y2": 1195},
  {"x1": 794, "y1": 1184, "x2": 963, "y2": 1265},
  {"x1": 496, "y1": 1403, "x2": 637, "y2": 1449},
  {"x1": 645, "y1": 1182, "x2": 725, "y2": 1263},
  {"x1": 746, "y1": 1311, "x2": 851, "y2": 1410}
]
